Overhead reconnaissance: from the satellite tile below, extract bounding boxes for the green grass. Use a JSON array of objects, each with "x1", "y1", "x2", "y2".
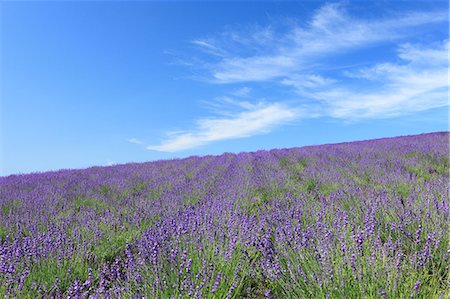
[
  {"x1": 406, "y1": 164, "x2": 431, "y2": 182},
  {"x1": 393, "y1": 182, "x2": 411, "y2": 200},
  {"x1": 1, "y1": 199, "x2": 21, "y2": 216},
  {"x1": 19, "y1": 255, "x2": 93, "y2": 298},
  {"x1": 136, "y1": 242, "x2": 260, "y2": 298},
  {"x1": 91, "y1": 220, "x2": 152, "y2": 263},
  {"x1": 0, "y1": 225, "x2": 8, "y2": 242},
  {"x1": 73, "y1": 196, "x2": 109, "y2": 213}
]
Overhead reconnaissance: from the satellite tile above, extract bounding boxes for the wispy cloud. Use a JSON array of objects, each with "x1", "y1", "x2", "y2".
[
  {"x1": 191, "y1": 39, "x2": 228, "y2": 57},
  {"x1": 146, "y1": 3, "x2": 447, "y2": 152},
  {"x1": 295, "y1": 41, "x2": 449, "y2": 119},
  {"x1": 128, "y1": 138, "x2": 143, "y2": 145},
  {"x1": 196, "y1": 3, "x2": 447, "y2": 83},
  {"x1": 230, "y1": 86, "x2": 252, "y2": 97},
  {"x1": 190, "y1": 3, "x2": 448, "y2": 120},
  {"x1": 147, "y1": 102, "x2": 297, "y2": 152}
]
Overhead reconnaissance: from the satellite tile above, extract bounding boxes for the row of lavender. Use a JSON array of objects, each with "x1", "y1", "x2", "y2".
[{"x1": 1, "y1": 132, "x2": 449, "y2": 298}]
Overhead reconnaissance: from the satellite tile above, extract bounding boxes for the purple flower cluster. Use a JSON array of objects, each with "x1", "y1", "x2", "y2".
[{"x1": 0, "y1": 132, "x2": 448, "y2": 298}]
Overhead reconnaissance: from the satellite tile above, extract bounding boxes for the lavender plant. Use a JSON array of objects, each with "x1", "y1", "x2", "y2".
[{"x1": 0, "y1": 132, "x2": 449, "y2": 298}]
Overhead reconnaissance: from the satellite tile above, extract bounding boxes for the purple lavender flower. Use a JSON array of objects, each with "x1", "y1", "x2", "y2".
[
  {"x1": 0, "y1": 132, "x2": 447, "y2": 298},
  {"x1": 413, "y1": 279, "x2": 421, "y2": 293},
  {"x1": 210, "y1": 271, "x2": 221, "y2": 294}
]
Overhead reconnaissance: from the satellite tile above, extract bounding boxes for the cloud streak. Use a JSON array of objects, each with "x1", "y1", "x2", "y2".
[
  {"x1": 146, "y1": 3, "x2": 448, "y2": 152},
  {"x1": 191, "y1": 3, "x2": 448, "y2": 120},
  {"x1": 128, "y1": 138, "x2": 143, "y2": 145},
  {"x1": 147, "y1": 102, "x2": 297, "y2": 152},
  {"x1": 198, "y1": 3, "x2": 447, "y2": 83},
  {"x1": 296, "y1": 41, "x2": 449, "y2": 119}
]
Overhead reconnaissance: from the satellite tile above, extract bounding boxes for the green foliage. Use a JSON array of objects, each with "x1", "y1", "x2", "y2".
[
  {"x1": 73, "y1": 196, "x2": 108, "y2": 212},
  {"x1": 21, "y1": 255, "x2": 92, "y2": 296},
  {"x1": 304, "y1": 178, "x2": 317, "y2": 193},
  {"x1": 429, "y1": 156, "x2": 450, "y2": 177},
  {"x1": 274, "y1": 235, "x2": 447, "y2": 299},
  {"x1": 130, "y1": 181, "x2": 148, "y2": 197},
  {"x1": 138, "y1": 242, "x2": 260, "y2": 298},
  {"x1": 1, "y1": 199, "x2": 21, "y2": 216},
  {"x1": 184, "y1": 194, "x2": 201, "y2": 208},
  {"x1": 97, "y1": 184, "x2": 111, "y2": 196},
  {"x1": 92, "y1": 222, "x2": 150, "y2": 263},
  {"x1": 353, "y1": 171, "x2": 373, "y2": 187},
  {"x1": 280, "y1": 157, "x2": 308, "y2": 182},
  {"x1": 0, "y1": 225, "x2": 8, "y2": 242},
  {"x1": 184, "y1": 170, "x2": 196, "y2": 182},
  {"x1": 318, "y1": 182, "x2": 337, "y2": 196},
  {"x1": 1, "y1": 133, "x2": 449, "y2": 298},
  {"x1": 240, "y1": 186, "x2": 282, "y2": 216},
  {"x1": 278, "y1": 157, "x2": 290, "y2": 169},
  {"x1": 406, "y1": 164, "x2": 431, "y2": 182},
  {"x1": 393, "y1": 182, "x2": 411, "y2": 200}
]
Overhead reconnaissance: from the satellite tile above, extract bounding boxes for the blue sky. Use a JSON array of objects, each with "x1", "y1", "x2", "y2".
[{"x1": 1, "y1": 1, "x2": 448, "y2": 175}]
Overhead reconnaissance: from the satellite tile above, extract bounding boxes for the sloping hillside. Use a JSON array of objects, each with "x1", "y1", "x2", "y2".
[{"x1": 1, "y1": 132, "x2": 449, "y2": 298}]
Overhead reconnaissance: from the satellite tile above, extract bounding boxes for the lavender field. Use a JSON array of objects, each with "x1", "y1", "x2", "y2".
[{"x1": 0, "y1": 132, "x2": 449, "y2": 298}]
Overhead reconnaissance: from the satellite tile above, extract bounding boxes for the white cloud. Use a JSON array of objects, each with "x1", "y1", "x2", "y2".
[
  {"x1": 190, "y1": 4, "x2": 448, "y2": 120},
  {"x1": 192, "y1": 39, "x2": 228, "y2": 57},
  {"x1": 128, "y1": 138, "x2": 143, "y2": 145},
  {"x1": 307, "y1": 41, "x2": 449, "y2": 119},
  {"x1": 147, "y1": 102, "x2": 297, "y2": 152},
  {"x1": 199, "y1": 96, "x2": 258, "y2": 117},
  {"x1": 197, "y1": 3, "x2": 446, "y2": 83},
  {"x1": 230, "y1": 86, "x2": 252, "y2": 97},
  {"x1": 145, "y1": 3, "x2": 447, "y2": 152},
  {"x1": 214, "y1": 55, "x2": 296, "y2": 83},
  {"x1": 281, "y1": 74, "x2": 336, "y2": 95}
]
